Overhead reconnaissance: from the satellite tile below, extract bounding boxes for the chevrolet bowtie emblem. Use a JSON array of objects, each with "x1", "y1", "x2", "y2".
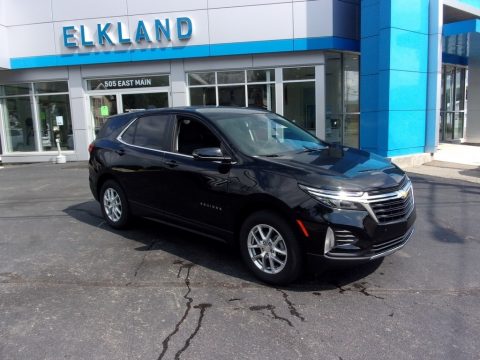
[{"x1": 398, "y1": 190, "x2": 408, "y2": 199}]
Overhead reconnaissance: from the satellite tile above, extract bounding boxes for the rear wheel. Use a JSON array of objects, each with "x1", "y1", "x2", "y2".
[
  {"x1": 100, "y1": 180, "x2": 130, "y2": 229},
  {"x1": 240, "y1": 211, "x2": 302, "y2": 285}
]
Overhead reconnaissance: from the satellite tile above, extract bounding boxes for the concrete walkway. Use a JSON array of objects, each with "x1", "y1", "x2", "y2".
[
  {"x1": 406, "y1": 143, "x2": 480, "y2": 184},
  {"x1": 433, "y1": 143, "x2": 480, "y2": 166}
]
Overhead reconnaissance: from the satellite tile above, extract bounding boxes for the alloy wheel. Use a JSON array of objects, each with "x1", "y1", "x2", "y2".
[
  {"x1": 103, "y1": 187, "x2": 122, "y2": 222},
  {"x1": 247, "y1": 224, "x2": 288, "y2": 274}
]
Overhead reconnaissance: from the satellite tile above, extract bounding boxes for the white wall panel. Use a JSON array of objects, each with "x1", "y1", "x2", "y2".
[
  {"x1": 127, "y1": 0, "x2": 207, "y2": 16},
  {"x1": 293, "y1": 0, "x2": 333, "y2": 39},
  {"x1": 52, "y1": 0, "x2": 127, "y2": 22},
  {"x1": 209, "y1": 0, "x2": 291, "y2": 8},
  {"x1": 8, "y1": 23, "x2": 56, "y2": 57},
  {"x1": 0, "y1": 66, "x2": 68, "y2": 82},
  {"x1": 184, "y1": 56, "x2": 253, "y2": 71},
  {"x1": 80, "y1": 61, "x2": 171, "y2": 78},
  {"x1": 0, "y1": 0, "x2": 5, "y2": 25},
  {"x1": 252, "y1": 51, "x2": 324, "y2": 67},
  {"x1": 127, "y1": 10, "x2": 209, "y2": 49},
  {"x1": 0, "y1": 25, "x2": 8, "y2": 68},
  {"x1": 209, "y1": 3, "x2": 293, "y2": 44},
  {"x1": 53, "y1": 16, "x2": 129, "y2": 54},
  {"x1": 2, "y1": 0, "x2": 52, "y2": 26}
]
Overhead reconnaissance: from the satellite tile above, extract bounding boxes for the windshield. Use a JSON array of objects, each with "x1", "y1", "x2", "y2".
[{"x1": 209, "y1": 112, "x2": 327, "y2": 156}]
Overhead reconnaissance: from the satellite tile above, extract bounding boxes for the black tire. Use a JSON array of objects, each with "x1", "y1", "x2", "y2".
[
  {"x1": 99, "y1": 180, "x2": 130, "y2": 229},
  {"x1": 239, "y1": 210, "x2": 302, "y2": 285}
]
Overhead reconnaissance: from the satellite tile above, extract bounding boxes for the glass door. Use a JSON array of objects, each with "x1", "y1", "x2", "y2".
[
  {"x1": 440, "y1": 65, "x2": 466, "y2": 141},
  {"x1": 90, "y1": 94, "x2": 118, "y2": 136}
]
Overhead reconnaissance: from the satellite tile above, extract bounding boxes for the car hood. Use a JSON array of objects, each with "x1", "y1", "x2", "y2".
[{"x1": 256, "y1": 146, "x2": 406, "y2": 192}]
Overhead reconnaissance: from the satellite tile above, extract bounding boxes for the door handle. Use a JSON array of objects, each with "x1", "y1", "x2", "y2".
[
  {"x1": 115, "y1": 149, "x2": 125, "y2": 156},
  {"x1": 164, "y1": 160, "x2": 178, "y2": 168}
]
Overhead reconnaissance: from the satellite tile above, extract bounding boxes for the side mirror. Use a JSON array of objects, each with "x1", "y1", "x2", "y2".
[{"x1": 192, "y1": 147, "x2": 232, "y2": 162}]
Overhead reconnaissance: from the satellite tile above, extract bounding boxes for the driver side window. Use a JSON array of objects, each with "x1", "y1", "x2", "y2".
[{"x1": 175, "y1": 117, "x2": 221, "y2": 155}]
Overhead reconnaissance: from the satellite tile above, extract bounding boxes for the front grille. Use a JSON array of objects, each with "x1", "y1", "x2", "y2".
[{"x1": 370, "y1": 187, "x2": 414, "y2": 223}]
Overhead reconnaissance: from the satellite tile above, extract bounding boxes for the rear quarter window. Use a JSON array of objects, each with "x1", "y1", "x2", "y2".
[{"x1": 97, "y1": 115, "x2": 135, "y2": 139}]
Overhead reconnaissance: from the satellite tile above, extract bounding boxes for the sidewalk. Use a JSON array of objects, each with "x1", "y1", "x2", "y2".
[{"x1": 405, "y1": 143, "x2": 480, "y2": 184}]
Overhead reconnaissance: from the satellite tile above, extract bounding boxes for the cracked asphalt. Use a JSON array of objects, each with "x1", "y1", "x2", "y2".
[{"x1": 0, "y1": 162, "x2": 479, "y2": 360}]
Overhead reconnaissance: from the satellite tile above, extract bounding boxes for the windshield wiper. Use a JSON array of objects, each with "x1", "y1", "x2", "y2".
[
  {"x1": 262, "y1": 154, "x2": 280, "y2": 157},
  {"x1": 298, "y1": 145, "x2": 325, "y2": 154}
]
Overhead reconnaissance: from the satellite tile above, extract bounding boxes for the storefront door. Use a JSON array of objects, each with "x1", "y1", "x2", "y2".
[
  {"x1": 440, "y1": 65, "x2": 466, "y2": 141},
  {"x1": 87, "y1": 75, "x2": 170, "y2": 139}
]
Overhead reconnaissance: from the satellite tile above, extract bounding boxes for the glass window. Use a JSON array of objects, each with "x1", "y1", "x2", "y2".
[
  {"x1": 344, "y1": 54, "x2": 359, "y2": 113},
  {"x1": 187, "y1": 69, "x2": 276, "y2": 109},
  {"x1": 122, "y1": 93, "x2": 168, "y2": 112},
  {"x1": 283, "y1": 82, "x2": 315, "y2": 131},
  {"x1": 325, "y1": 53, "x2": 342, "y2": 115},
  {"x1": 188, "y1": 72, "x2": 215, "y2": 86},
  {"x1": 217, "y1": 71, "x2": 245, "y2": 84},
  {"x1": 0, "y1": 83, "x2": 31, "y2": 96},
  {"x1": 247, "y1": 69, "x2": 275, "y2": 83},
  {"x1": 247, "y1": 84, "x2": 276, "y2": 112},
  {"x1": 34, "y1": 81, "x2": 68, "y2": 94},
  {"x1": 283, "y1": 67, "x2": 315, "y2": 81},
  {"x1": 455, "y1": 68, "x2": 465, "y2": 111},
  {"x1": 121, "y1": 120, "x2": 137, "y2": 144},
  {"x1": 1, "y1": 81, "x2": 73, "y2": 153},
  {"x1": 189, "y1": 87, "x2": 216, "y2": 106},
  {"x1": 176, "y1": 118, "x2": 220, "y2": 155},
  {"x1": 325, "y1": 52, "x2": 360, "y2": 146},
  {"x1": 1, "y1": 97, "x2": 35, "y2": 152},
  {"x1": 37, "y1": 94, "x2": 73, "y2": 151},
  {"x1": 344, "y1": 114, "x2": 359, "y2": 148},
  {"x1": 218, "y1": 86, "x2": 246, "y2": 106},
  {"x1": 132, "y1": 115, "x2": 169, "y2": 150}
]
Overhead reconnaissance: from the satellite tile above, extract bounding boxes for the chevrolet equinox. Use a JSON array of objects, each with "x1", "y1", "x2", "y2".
[{"x1": 89, "y1": 107, "x2": 415, "y2": 284}]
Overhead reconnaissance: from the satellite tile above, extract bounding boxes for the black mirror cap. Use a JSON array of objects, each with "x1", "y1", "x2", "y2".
[{"x1": 192, "y1": 147, "x2": 232, "y2": 162}]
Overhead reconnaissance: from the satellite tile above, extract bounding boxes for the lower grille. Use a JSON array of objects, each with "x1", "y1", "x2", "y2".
[
  {"x1": 372, "y1": 228, "x2": 414, "y2": 255},
  {"x1": 334, "y1": 229, "x2": 357, "y2": 244}
]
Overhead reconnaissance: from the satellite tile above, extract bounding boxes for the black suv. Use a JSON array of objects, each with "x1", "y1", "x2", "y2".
[{"x1": 89, "y1": 107, "x2": 415, "y2": 284}]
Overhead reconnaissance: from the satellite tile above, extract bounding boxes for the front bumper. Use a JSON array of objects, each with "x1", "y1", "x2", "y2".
[{"x1": 296, "y1": 193, "x2": 416, "y2": 262}]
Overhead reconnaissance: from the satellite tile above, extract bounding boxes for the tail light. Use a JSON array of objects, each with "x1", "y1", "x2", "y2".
[{"x1": 88, "y1": 143, "x2": 95, "y2": 154}]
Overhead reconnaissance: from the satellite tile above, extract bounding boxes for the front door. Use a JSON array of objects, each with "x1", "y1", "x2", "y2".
[{"x1": 161, "y1": 115, "x2": 232, "y2": 238}]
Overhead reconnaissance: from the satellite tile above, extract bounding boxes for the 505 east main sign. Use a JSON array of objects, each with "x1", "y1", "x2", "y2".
[{"x1": 62, "y1": 17, "x2": 193, "y2": 48}]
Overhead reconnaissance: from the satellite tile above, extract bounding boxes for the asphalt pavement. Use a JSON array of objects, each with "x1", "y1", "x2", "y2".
[{"x1": 0, "y1": 162, "x2": 479, "y2": 360}]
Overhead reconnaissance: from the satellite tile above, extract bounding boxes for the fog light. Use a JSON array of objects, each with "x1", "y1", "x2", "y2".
[{"x1": 324, "y1": 227, "x2": 335, "y2": 254}]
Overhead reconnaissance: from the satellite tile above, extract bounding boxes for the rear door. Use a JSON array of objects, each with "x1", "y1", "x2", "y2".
[{"x1": 115, "y1": 113, "x2": 173, "y2": 210}]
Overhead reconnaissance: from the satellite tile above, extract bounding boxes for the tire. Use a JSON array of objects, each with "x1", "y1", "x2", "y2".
[
  {"x1": 99, "y1": 180, "x2": 130, "y2": 229},
  {"x1": 239, "y1": 211, "x2": 302, "y2": 285}
]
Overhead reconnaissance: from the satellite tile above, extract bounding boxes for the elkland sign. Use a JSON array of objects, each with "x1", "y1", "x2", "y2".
[{"x1": 62, "y1": 17, "x2": 193, "y2": 48}]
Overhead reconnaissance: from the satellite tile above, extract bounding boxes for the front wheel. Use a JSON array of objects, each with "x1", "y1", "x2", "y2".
[
  {"x1": 239, "y1": 211, "x2": 302, "y2": 285},
  {"x1": 100, "y1": 180, "x2": 130, "y2": 229}
]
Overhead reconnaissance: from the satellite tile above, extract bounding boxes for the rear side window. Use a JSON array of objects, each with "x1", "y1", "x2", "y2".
[{"x1": 121, "y1": 114, "x2": 170, "y2": 150}]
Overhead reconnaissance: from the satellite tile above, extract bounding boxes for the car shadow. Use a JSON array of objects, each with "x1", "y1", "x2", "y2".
[{"x1": 64, "y1": 200, "x2": 384, "y2": 292}]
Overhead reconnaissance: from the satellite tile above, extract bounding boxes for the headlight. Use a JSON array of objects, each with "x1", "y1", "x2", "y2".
[{"x1": 298, "y1": 184, "x2": 365, "y2": 210}]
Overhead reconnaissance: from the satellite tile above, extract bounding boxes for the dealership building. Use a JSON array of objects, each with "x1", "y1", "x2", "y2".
[{"x1": 0, "y1": 0, "x2": 479, "y2": 163}]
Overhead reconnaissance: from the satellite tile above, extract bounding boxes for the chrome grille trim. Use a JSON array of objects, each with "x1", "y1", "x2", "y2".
[{"x1": 300, "y1": 177, "x2": 414, "y2": 224}]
